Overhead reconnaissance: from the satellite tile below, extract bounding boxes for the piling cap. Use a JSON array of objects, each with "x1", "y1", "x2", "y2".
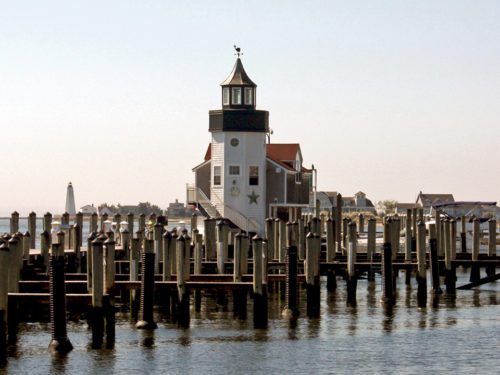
[
  {"x1": 266, "y1": 218, "x2": 273, "y2": 223},
  {"x1": 176, "y1": 234, "x2": 186, "y2": 243},
  {"x1": 306, "y1": 232, "x2": 314, "y2": 239},
  {"x1": 417, "y1": 219, "x2": 424, "y2": 226},
  {"x1": 1, "y1": 234, "x2": 11, "y2": 240},
  {"x1": 73, "y1": 223, "x2": 80, "y2": 229},
  {"x1": 235, "y1": 232, "x2": 243, "y2": 239},
  {"x1": 163, "y1": 231, "x2": 172, "y2": 239},
  {"x1": 252, "y1": 234, "x2": 262, "y2": 241},
  {"x1": 154, "y1": 222, "x2": 163, "y2": 228},
  {"x1": 30, "y1": 211, "x2": 36, "y2": 216},
  {"x1": 182, "y1": 233, "x2": 191, "y2": 241},
  {"x1": 0, "y1": 243, "x2": 9, "y2": 252},
  {"x1": 106, "y1": 230, "x2": 114, "y2": 237},
  {"x1": 12, "y1": 211, "x2": 19, "y2": 215},
  {"x1": 15, "y1": 232, "x2": 23, "y2": 238},
  {"x1": 45, "y1": 212, "x2": 52, "y2": 216},
  {"x1": 92, "y1": 236, "x2": 104, "y2": 245},
  {"x1": 57, "y1": 230, "x2": 65, "y2": 235},
  {"x1": 120, "y1": 228, "x2": 129, "y2": 234},
  {"x1": 275, "y1": 218, "x2": 280, "y2": 222},
  {"x1": 97, "y1": 233, "x2": 107, "y2": 241},
  {"x1": 8, "y1": 236, "x2": 19, "y2": 244},
  {"x1": 63, "y1": 212, "x2": 69, "y2": 216},
  {"x1": 24, "y1": 231, "x2": 30, "y2": 237}
]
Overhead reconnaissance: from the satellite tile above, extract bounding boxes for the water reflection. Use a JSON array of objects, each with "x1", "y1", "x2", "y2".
[
  {"x1": 141, "y1": 330, "x2": 155, "y2": 348},
  {"x1": 347, "y1": 306, "x2": 357, "y2": 335},
  {"x1": 382, "y1": 305, "x2": 395, "y2": 333},
  {"x1": 50, "y1": 351, "x2": 68, "y2": 373}
]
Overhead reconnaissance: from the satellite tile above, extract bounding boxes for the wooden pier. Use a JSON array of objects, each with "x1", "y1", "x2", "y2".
[{"x1": 0, "y1": 210, "x2": 499, "y2": 354}]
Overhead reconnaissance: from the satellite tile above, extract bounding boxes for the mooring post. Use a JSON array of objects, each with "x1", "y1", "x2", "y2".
[
  {"x1": 298, "y1": 218, "x2": 305, "y2": 260},
  {"x1": 0, "y1": 243, "x2": 10, "y2": 361},
  {"x1": 91, "y1": 236, "x2": 104, "y2": 348},
  {"x1": 416, "y1": 220, "x2": 427, "y2": 305},
  {"x1": 129, "y1": 238, "x2": 140, "y2": 317},
  {"x1": 381, "y1": 219, "x2": 395, "y2": 305},
  {"x1": 326, "y1": 217, "x2": 337, "y2": 291},
  {"x1": 443, "y1": 219, "x2": 455, "y2": 293},
  {"x1": 265, "y1": 218, "x2": 274, "y2": 260},
  {"x1": 305, "y1": 232, "x2": 320, "y2": 316},
  {"x1": 366, "y1": 217, "x2": 376, "y2": 282},
  {"x1": 138, "y1": 213, "x2": 145, "y2": 233},
  {"x1": 335, "y1": 194, "x2": 342, "y2": 253},
  {"x1": 72, "y1": 224, "x2": 82, "y2": 273},
  {"x1": 470, "y1": 218, "x2": 481, "y2": 283},
  {"x1": 173, "y1": 235, "x2": 189, "y2": 325},
  {"x1": 8, "y1": 235, "x2": 21, "y2": 294},
  {"x1": 136, "y1": 239, "x2": 157, "y2": 329},
  {"x1": 10, "y1": 211, "x2": 19, "y2": 235},
  {"x1": 28, "y1": 211, "x2": 36, "y2": 250},
  {"x1": 460, "y1": 216, "x2": 467, "y2": 253},
  {"x1": 232, "y1": 233, "x2": 247, "y2": 315},
  {"x1": 203, "y1": 218, "x2": 215, "y2": 260},
  {"x1": 405, "y1": 209, "x2": 412, "y2": 261},
  {"x1": 162, "y1": 231, "x2": 172, "y2": 280},
  {"x1": 486, "y1": 219, "x2": 497, "y2": 276},
  {"x1": 194, "y1": 233, "x2": 203, "y2": 275},
  {"x1": 429, "y1": 224, "x2": 443, "y2": 295},
  {"x1": 86, "y1": 232, "x2": 97, "y2": 292},
  {"x1": 216, "y1": 220, "x2": 225, "y2": 274},
  {"x1": 153, "y1": 222, "x2": 163, "y2": 274},
  {"x1": 103, "y1": 235, "x2": 116, "y2": 343},
  {"x1": 346, "y1": 222, "x2": 357, "y2": 305},
  {"x1": 126, "y1": 212, "x2": 134, "y2": 237},
  {"x1": 40, "y1": 230, "x2": 50, "y2": 271},
  {"x1": 90, "y1": 212, "x2": 98, "y2": 234},
  {"x1": 48, "y1": 240, "x2": 73, "y2": 353},
  {"x1": 358, "y1": 213, "x2": 364, "y2": 234},
  {"x1": 22, "y1": 231, "x2": 31, "y2": 264},
  {"x1": 391, "y1": 215, "x2": 400, "y2": 261},
  {"x1": 279, "y1": 219, "x2": 287, "y2": 263},
  {"x1": 282, "y1": 245, "x2": 299, "y2": 318},
  {"x1": 342, "y1": 217, "x2": 349, "y2": 254},
  {"x1": 252, "y1": 236, "x2": 267, "y2": 328},
  {"x1": 120, "y1": 228, "x2": 130, "y2": 260},
  {"x1": 273, "y1": 218, "x2": 280, "y2": 260},
  {"x1": 435, "y1": 209, "x2": 442, "y2": 257}
]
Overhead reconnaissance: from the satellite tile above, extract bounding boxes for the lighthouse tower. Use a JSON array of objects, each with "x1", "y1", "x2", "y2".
[
  {"x1": 208, "y1": 57, "x2": 269, "y2": 233},
  {"x1": 65, "y1": 182, "x2": 76, "y2": 216}
]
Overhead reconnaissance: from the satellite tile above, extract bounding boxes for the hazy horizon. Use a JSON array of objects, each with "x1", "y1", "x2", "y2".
[{"x1": 1, "y1": 0, "x2": 499, "y2": 216}]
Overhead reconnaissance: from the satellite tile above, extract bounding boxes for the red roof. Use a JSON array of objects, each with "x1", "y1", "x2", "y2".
[{"x1": 203, "y1": 143, "x2": 310, "y2": 172}]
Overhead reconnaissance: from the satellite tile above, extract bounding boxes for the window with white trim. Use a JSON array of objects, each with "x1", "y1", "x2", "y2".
[
  {"x1": 222, "y1": 87, "x2": 230, "y2": 105},
  {"x1": 231, "y1": 87, "x2": 242, "y2": 104},
  {"x1": 244, "y1": 87, "x2": 253, "y2": 105},
  {"x1": 249, "y1": 166, "x2": 259, "y2": 185},
  {"x1": 229, "y1": 165, "x2": 240, "y2": 175},
  {"x1": 213, "y1": 166, "x2": 221, "y2": 185}
]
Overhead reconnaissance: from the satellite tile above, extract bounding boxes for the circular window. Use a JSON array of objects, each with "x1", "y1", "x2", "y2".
[{"x1": 230, "y1": 138, "x2": 239, "y2": 147}]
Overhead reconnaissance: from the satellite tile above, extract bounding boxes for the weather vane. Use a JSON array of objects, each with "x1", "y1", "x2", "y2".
[{"x1": 234, "y1": 45, "x2": 243, "y2": 58}]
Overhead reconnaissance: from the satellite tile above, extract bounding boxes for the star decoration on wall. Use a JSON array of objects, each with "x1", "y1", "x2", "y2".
[{"x1": 248, "y1": 190, "x2": 259, "y2": 205}]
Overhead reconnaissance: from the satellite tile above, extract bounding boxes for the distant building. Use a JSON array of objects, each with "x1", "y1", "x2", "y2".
[
  {"x1": 166, "y1": 199, "x2": 194, "y2": 217},
  {"x1": 80, "y1": 204, "x2": 97, "y2": 216},
  {"x1": 395, "y1": 203, "x2": 417, "y2": 214},
  {"x1": 416, "y1": 192, "x2": 455, "y2": 215},
  {"x1": 307, "y1": 191, "x2": 376, "y2": 214}
]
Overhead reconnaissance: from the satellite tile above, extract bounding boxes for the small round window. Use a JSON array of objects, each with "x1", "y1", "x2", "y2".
[{"x1": 230, "y1": 138, "x2": 239, "y2": 147}]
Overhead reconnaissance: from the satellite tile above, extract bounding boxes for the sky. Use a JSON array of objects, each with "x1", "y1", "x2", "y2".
[{"x1": 1, "y1": 0, "x2": 499, "y2": 216}]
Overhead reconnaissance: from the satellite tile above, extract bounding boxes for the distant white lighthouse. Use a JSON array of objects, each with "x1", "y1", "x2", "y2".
[{"x1": 65, "y1": 182, "x2": 76, "y2": 216}]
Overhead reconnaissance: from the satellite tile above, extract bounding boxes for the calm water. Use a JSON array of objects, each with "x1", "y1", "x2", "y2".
[{"x1": 1, "y1": 218, "x2": 499, "y2": 374}]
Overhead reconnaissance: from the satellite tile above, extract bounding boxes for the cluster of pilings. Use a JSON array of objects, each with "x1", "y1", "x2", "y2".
[{"x1": 0, "y1": 209, "x2": 499, "y2": 359}]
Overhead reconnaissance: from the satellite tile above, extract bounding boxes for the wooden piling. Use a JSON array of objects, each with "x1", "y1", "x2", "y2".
[
  {"x1": 273, "y1": 218, "x2": 280, "y2": 260},
  {"x1": 405, "y1": 210, "x2": 412, "y2": 261},
  {"x1": 90, "y1": 212, "x2": 98, "y2": 234},
  {"x1": 28, "y1": 211, "x2": 36, "y2": 249},
  {"x1": 73, "y1": 224, "x2": 82, "y2": 273},
  {"x1": 429, "y1": 224, "x2": 442, "y2": 295},
  {"x1": 486, "y1": 219, "x2": 496, "y2": 276},
  {"x1": 234, "y1": 233, "x2": 243, "y2": 282},
  {"x1": 10, "y1": 211, "x2": 19, "y2": 234},
  {"x1": 444, "y1": 219, "x2": 456, "y2": 293},
  {"x1": 0, "y1": 243, "x2": 9, "y2": 360},
  {"x1": 282, "y1": 246, "x2": 299, "y2": 318},
  {"x1": 380, "y1": 220, "x2": 394, "y2": 305},
  {"x1": 279, "y1": 220, "x2": 286, "y2": 263},
  {"x1": 153, "y1": 222, "x2": 163, "y2": 274},
  {"x1": 342, "y1": 218, "x2": 349, "y2": 254},
  {"x1": 265, "y1": 218, "x2": 274, "y2": 259},
  {"x1": 305, "y1": 232, "x2": 320, "y2": 316},
  {"x1": 416, "y1": 220, "x2": 427, "y2": 305},
  {"x1": 252, "y1": 236, "x2": 267, "y2": 327},
  {"x1": 136, "y1": 239, "x2": 157, "y2": 329},
  {"x1": 335, "y1": 194, "x2": 342, "y2": 253},
  {"x1": 204, "y1": 218, "x2": 216, "y2": 260},
  {"x1": 91, "y1": 236, "x2": 104, "y2": 347},
  {"x1": 8, "y1": 235, "x2": 20, "y2": 294},
  {"x1": 298, "y1": 218, "x2": 305, "y2": 260},
  {"x1": 435, "y1": 209, "x2": 442, "y2": 257},
  {"x1": 346, "y1": 222, "x2": 357, "y2": 305},
  {"x1": 460, "y1": 216, "x2": 467, "y2": 253},
  {"x1": 175, "y1": 235, "x2": 190, "y2": 326},
  {"x1": 48, "y1": 241, "x2": 73, "y2": 353},
  {"x1": 470, "y1": 218, "x2": 481, "y2": 283},
  {"x1": 194, "y1": 233, "x2": 203, "y2": 275}
]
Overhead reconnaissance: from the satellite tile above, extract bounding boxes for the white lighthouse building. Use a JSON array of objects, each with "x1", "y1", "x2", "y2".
[
  {"x1": 65, "y1": 182, "x2": 76, "y2": 216},
  {"x1": 189, "y1": 56, "x2": 312, "y2": 234}
]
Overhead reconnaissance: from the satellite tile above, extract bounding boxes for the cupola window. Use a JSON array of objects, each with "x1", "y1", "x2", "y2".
[
  {"x1": 244, "y1": 87, "x2": 254, "y2": 105},
  {"x1": 223, "y1": 87, "x2": 230, "y2": 105},
  {"x1": 231, "y1": 87, "x2": 242, "y2": 105}
]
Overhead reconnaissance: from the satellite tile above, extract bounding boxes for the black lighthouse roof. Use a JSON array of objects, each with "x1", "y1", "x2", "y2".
[{"x1": 221, "y1": 58, "x2": 257, "y2": 87}]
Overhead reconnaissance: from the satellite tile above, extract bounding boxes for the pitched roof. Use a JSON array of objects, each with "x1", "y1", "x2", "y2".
[
  {"x1": 396, "y1": 203, "x2": 417, "y2": 209},
  {"x1": 417, "y1": 193, "x2": 455, "y2": 205},
  {"x1": 203, "y1": 143, "x2": 310, "y2": 172},
  {"x1": 221, "y1": 58, "x2": 257, "y2": 87}
]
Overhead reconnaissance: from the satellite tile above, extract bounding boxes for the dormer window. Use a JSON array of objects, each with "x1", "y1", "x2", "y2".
[
  {"x1": 244, "y1": 87, "x2": 254, "y2": 105},
  {"x1": 223, "y1": 87, "x2": 230, "y2": 105},
  {"x1": 231, "y1": 87, "x2": 242, "y2": 105}
]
